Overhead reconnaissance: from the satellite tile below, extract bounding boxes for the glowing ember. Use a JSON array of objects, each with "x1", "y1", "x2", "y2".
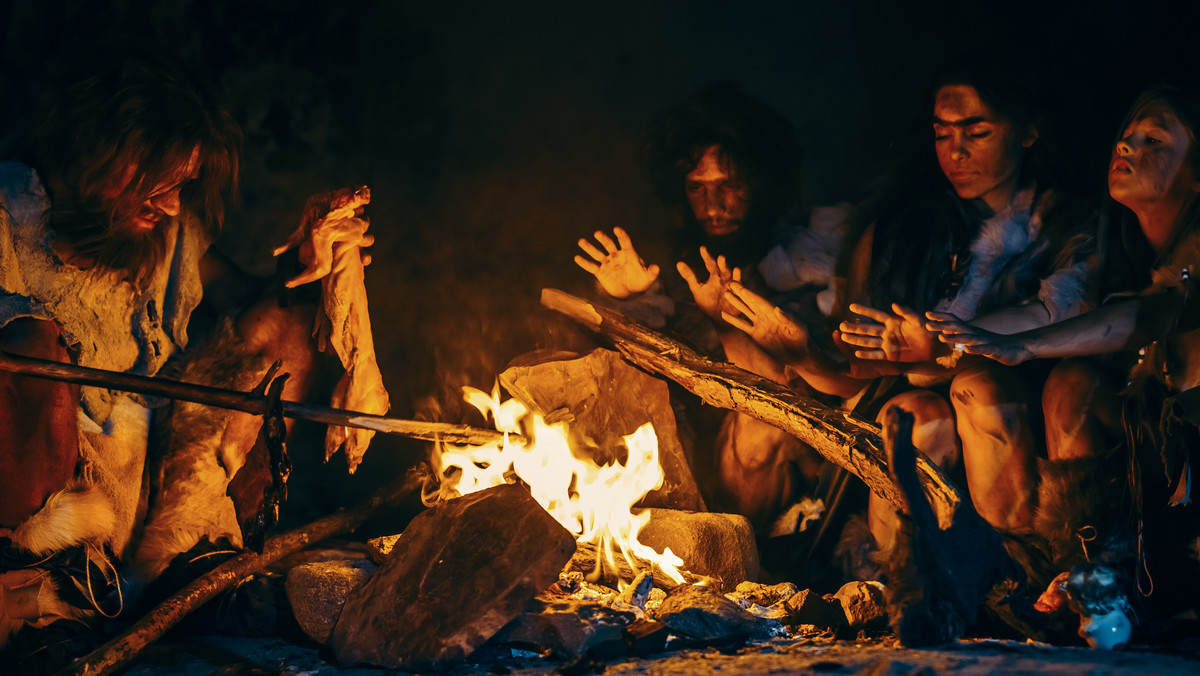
[{"x1": 431, "y1": 384, "x2": 686, "y2": 587}]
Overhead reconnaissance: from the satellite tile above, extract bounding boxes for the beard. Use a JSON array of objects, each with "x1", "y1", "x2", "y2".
[
  {"x1": 48, "y1": 205, "x2": 170, "y2": 285},
  {"x1": 677, "y1": 212, "x2": 773, "y2": 271}
]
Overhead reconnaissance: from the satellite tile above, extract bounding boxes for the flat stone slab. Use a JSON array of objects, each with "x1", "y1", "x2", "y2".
[{"x1": 329, "y1": 483, "x2": 577, "y2": 670}]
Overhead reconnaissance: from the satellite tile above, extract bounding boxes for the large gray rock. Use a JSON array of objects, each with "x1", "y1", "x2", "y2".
[
  {"x1": 285, "y1": 558, "x2": 377, "y2": 644},
  {"x1": 637, "y1": 509, "x2": 758, "y2": 591},
  {"x1": 501, "y1": 349, "x2": 705, "y2": 512},
  {"x1": 329, "y1": 484, "x2": 576, "y2": 670}
]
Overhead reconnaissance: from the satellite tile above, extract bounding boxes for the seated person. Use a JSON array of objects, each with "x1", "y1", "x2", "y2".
[
  {"x1": 928, "y1": 83, "x2": 1200, "y2": 622},
  {"x1": 0, "y1": 45, "x2": 387, "y2": 656},
  {"x1": 574, "y1": 83, "x2": 846, "y2": 559},
  {"x1": 723, "y1": 62, "x2": 1096, "y2": 579}
]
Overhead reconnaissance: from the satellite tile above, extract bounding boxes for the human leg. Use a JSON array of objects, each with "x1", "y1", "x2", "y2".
[{"x1": 950, "y1": 363, "x2": 1037, "y2": 532}]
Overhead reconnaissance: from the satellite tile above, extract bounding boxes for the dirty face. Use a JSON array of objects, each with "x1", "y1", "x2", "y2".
[
  {"x1": 685, "y1": 145, "x2": 750, "y2": 237},
  {"x1": 1109, "y1": 101, "x2": 1200, "y2": 219},
  {"x1": 933, "y1": 85, "x2": 1036, "y2": 212},
  {"x1": 102, "y1": 145, "x2": 202, "y2": 235}
]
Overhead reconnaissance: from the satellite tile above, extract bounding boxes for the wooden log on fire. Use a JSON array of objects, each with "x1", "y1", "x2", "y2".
[
  {"x1": 568, "y1": 540, "x2": 716, "y2": 591},
  {"x1": 540, "y1": 288, "x2": 962, "y2": 527}
]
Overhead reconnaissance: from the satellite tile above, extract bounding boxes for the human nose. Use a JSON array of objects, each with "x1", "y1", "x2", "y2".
[
  {"x1": 950, "y1": 130, "x2": 969, "y2": 160},
  {"x1": 1114, "y1": 134, "x2": 1134, "y2": 156},
  {"x1": 704, "y1": 186, "x2": 721, "y2": 215},
  {"x1": 148, "y1": 187, "x2": 182, "y2": 216}
]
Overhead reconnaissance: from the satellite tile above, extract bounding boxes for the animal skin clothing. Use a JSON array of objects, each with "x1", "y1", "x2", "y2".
[{"x1": 0, "y1": 162, "x2": 208, "y2": 643}]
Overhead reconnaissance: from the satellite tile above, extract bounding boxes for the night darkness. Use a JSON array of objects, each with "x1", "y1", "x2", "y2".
[{"x1": 2, "y1": 0, "x2": 1198, "y2": 522}]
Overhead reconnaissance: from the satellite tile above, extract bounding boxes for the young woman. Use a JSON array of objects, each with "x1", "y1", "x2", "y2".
[
  {"x1": 724, "y1": 63, "x2": 1096, "y2": 560},
  {"x1": 928, "y1": 84, "x2": 1200, "y2": 617}
]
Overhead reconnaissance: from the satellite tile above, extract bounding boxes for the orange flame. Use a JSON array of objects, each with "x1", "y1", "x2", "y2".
[{"x1": 433, "y1": 384, "x2": 686, "y2": 587}]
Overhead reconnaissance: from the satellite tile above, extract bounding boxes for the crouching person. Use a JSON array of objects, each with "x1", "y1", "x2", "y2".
[{"x1": 0, "y1": 45, "x2": 387, "y2": 668}]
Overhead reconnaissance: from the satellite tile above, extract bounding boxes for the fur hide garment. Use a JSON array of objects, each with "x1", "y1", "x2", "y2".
[
  {"x1": 934, "y1": 188, "x2": 1088, "y2": 324},
  {"x1": 133, "y1": 320, "x2": 271, "y2": 582}
]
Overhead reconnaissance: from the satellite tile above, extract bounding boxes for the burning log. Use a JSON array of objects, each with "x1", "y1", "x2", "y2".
[
  {"x1": 540, "y1": 288, "x2": 962, "y2": 527},
  {"x1": 567, "y1": 540, "x2": 713, "y2": 591}
]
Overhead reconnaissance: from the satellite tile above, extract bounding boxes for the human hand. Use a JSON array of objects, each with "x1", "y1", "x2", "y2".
[
  {"x1": 925, "y1": 311, "x2": 1033, "y2": 366},
  {"x1": 274, "y1": 186, "x2": 373, "y2": 288},
  {"x1": 721, "y1": 281, "x2": 809, "y2": 359},
  {"x1": 677, "y1": 246, "x2": 741, "y2": 320},
  {"x1": 839, "y1": 303, "x2": 938, "y2": 362},
  {"x1": 574, "y1": 227, "x2": 660, "y2": 299}
]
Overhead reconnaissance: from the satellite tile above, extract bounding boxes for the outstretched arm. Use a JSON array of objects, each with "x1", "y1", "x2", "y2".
[
  {"x1": 722, "y1": 282, "x2": 877, "y2": 398},
  {"x1": 926, "y1": 300, "x2": 1149, "y2": 366}
]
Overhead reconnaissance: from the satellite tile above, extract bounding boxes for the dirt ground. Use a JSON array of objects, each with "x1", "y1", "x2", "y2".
[{"x1": 120, "y1": 632, "x2": 1200, "y2": 675}]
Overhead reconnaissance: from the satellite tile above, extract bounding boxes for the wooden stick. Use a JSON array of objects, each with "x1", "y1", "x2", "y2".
[
  {"x1": 0, "y1": 351, "x2": 518, "y2": 446},
  {"x1": 56, "y1": 470, "x2": 425, "y2": 676},
  {"x1": 540, "y1": 288, "x2": 964, "y2": 527}
]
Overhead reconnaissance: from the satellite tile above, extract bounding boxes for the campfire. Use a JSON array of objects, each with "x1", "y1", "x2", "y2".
[{"x1": 429, "y1": 383, "x2": 687, "y2": 588}]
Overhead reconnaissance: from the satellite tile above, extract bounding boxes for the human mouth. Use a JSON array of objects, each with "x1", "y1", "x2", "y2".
[
  {"x1": 1110, "y1": 158, "x2": 1133, "y2": 174},
  {"x1": 947, "y1": 170, "x2": 976, "y2": 184},
  {"x1": 131, "y1": 214, "x2": 159, "y2": 232},
  {"x1": 705, "y1": 221, "x2": 739, "y2": 236}
]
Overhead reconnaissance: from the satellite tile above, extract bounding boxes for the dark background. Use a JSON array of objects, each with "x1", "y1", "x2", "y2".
[{"x1": 3, "y1": 0, "x2": 1198, "y2": 524}]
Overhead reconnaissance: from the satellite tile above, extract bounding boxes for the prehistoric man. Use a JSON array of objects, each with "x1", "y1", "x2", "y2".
[{"x1": 0, "y1": 48, "x2": 388, "y2": 654}]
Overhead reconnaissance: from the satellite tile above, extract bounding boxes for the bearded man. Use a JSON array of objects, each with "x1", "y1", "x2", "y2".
[
  {"x1": 0, "y1": 48, "x2": 387, "y2": 656},
  {"x1": 573, "y1": 83, "x2": 848, "y2": 576}
]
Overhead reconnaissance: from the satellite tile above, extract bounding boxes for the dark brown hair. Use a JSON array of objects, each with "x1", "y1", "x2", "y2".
[{"x1": 23, "y1": 48, "x2": 241, "y2": 282}]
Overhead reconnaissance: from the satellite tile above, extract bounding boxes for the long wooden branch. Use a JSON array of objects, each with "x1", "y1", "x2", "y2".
[
  {"x1": 57, "y1": 469, "x2": 426, "y2": 676},
  {"x1": 541, "y1": 288, "x2": 963, "y2": 526},
  {"x1": 0, "y1": 351, "x2": 517, "y2": 446}
]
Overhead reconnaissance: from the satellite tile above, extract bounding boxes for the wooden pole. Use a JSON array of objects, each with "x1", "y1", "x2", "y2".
[
  {"x1": 0, "y1": 351, "x2": 519, "y2": 446},
  {"x1": 540, "y1": 288, "x2": 964, "y2": 527},
  {"x1": 57, "y1": 470, "x2": 425, "y2": 676}
]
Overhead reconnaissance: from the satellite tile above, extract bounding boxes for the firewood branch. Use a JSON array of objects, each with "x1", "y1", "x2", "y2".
[
  {"x1": 541, "y1": 288, "x2": 963, "y2": 527},
  {"x1": 56, "y1": 469, "x2": 426, "y2": 676}
]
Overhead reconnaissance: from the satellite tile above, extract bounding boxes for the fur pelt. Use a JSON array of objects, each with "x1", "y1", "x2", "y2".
[
  {"x1": 8, "y1": 482, "x2": 115, "y2": 556},
  {"x1": 1034, "y1": 451, "x2": 1134, "y2": 573},
  {"x1": 759, "y1": 204, "x2": 852, "y2": 295},
  {"x1": 834, "y1": 512, "x2": 887, "y2": 583},
  {"x1": 935, "y1": 188, "x2": 1040, "y2": 320},
  {"x1": 133, "y1": 319, "x2": 269, "y2": 582}
]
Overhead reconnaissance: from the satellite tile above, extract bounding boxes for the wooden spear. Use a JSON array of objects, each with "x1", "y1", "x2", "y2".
[{"x1": 0, "y1": 351, "x2": 520, "y2": 446}]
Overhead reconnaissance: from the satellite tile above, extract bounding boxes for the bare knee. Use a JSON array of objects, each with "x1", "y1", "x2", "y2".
[
  {"x1": 876, "y1": 390, "x2": 958, "y2": 467},
  {"x1": 1043, "y1": 358, "x2": 1117, "y2": 460},
  {"x1": 1043, "y1": 358, "x2": 1109, "y2": 422},
  {"x1": 950, "y1": 363, "x2": 1028, "y2": 413}
]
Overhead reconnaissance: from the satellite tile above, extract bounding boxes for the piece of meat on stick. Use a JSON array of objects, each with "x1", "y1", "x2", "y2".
[{"x1": 275, "y1": 185, "x2": 389, "y2": 472}]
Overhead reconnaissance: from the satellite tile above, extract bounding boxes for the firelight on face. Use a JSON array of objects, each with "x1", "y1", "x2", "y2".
[
  {"x1": 1109, "y1": 101, "x2": 1199, "y2": 216},
  {"x1": 933, "y1": 85, "x2": 1035, "y2": 213},
  {"x1": 103, "y1": 146, "x2": 202, "y2": 234},
  {"x1": 685, "y1": 145, "x2": 749, "y2": 237}
]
